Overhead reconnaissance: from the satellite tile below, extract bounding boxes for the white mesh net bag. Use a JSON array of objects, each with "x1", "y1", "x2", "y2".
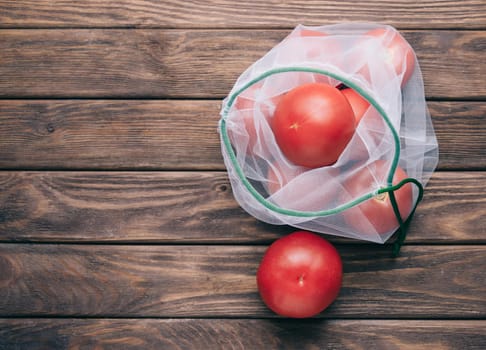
[{"x1": 218, "y1": 23, "x2": 439, "y2": 254}]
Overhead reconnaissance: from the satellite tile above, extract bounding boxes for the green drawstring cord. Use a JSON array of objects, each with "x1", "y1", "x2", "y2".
[
  {"x1": 221, "y1": 66, "x2": 406, "y2": 218},
  {"x1": 380, "y1": 178, "x2": 424, "y2": 256},
  {"x1": 221, "y1": 67, "x2": 426, "y2": 256}
]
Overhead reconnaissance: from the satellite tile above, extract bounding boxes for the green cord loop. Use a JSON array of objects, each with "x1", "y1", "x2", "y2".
[
  {"x1": 220, "y1": 66, "x2": 424, "y2": 254},
  {"x1": 378, "y1": 178, "x2": 424, "y2": 256}
]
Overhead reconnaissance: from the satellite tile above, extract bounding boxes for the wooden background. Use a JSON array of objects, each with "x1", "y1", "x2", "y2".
[{"x1": 1, "y1": 1, "x2": 485, "y2": 349}]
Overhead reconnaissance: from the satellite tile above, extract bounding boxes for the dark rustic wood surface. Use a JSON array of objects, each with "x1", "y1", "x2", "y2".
[
  {"x1": 1, "y1": 0, "x2": 485, "y2": 29},
  {"x1": 0, "y1": 1, "x2": 485, "y2": 349},
  {"x1": 1, "y1": 319, "x2": 485, "y2": 350},
  {"x1": 0, "y1": 244, "x2": 484, "y2": 318},
  {"x1": 0, "y1": 171, "x2": 485, "y2": 243},
  {"x1": 0, "y1": 30, "x2": 485, "y2": 99},
  {"x1": 0, "y1": 101, "x2": 485, "y2": 170}
]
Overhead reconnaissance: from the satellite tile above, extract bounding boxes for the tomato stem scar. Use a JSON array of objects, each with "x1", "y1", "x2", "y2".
[{"x1": 298, "y1": 274, "x2": 305, "y2": 286}]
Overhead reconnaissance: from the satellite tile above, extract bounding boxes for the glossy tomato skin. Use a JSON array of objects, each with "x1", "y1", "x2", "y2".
[
  {"x1": 272, "y1": 83, "x2": 356, "y2": 168},
  {"x1": 257, "y1": 231, "x2": 342, "y2": 318},
  {"x1": 362, "y1": 28, "x2": 415, "y2": 87},
  {"x1": 342, "y1": 160, "x2": 413, "y2": 236}
]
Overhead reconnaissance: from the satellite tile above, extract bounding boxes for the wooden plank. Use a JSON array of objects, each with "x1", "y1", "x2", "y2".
[
  {"x1": 0, "y1": 244, "x2": 484, "y2": 318},
  {"x1": 0, "y1": 100, "x2": 223, "y2": 170},
  {"x1": 0, "y1": 100, "x2": 484, "y2": 170},
  {"x1": 1, "y1": 319, "x2": 485, "y2": 350},
  {"x1": 0, "y1": 171, "x2": 485, "y2": 244},
  {"x1": 1, "y1": 0, "x2": 485, "y2": 29},
  {"x1": 0, "y1": 30, "x2": 484, "y2": 99},
  {"x1": 430, "y1": 101, "x2": 486, "y2": 170}
]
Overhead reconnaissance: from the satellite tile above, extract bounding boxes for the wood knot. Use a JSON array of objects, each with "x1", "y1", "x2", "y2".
[
  {"x1": 46, "y1": 123, "x2": 55, "y2": 133},
  {"x1": 216, "y1": 183, "x2": 229, "y2": 193}
]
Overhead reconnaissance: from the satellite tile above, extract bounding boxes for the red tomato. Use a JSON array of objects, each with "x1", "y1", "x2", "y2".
[
  {"x1": 341, "y1": 88, "x2": 370, "y2": 125},
  {"x1": 361, "y1": 28, "x2": 415, "y2": 87},
  {"x1": 272, "y1": 83, "x2": 356, "y2": 168},
  {"x1": 257, "y1": 231, "x2": 342, "y2": 318},
  {"x1": 342, "y1": 160, "x2": 413, "y2": 236}
]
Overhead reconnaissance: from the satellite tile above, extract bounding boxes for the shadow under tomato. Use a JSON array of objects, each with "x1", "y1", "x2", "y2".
[{"x1": 265, "y1": 318, "x2": 340, "y2": 348}]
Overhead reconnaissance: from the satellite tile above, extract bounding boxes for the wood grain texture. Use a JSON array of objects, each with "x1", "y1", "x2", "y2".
[
  {"x1": 0, "y1": 100, "x2": 223, "y2": 170},
  {"x1": 430, "y1": 101, "x2": 486, "y2": 170},
  {"x1": 0, "y1": 171, "x2": 485, "y2": 244},
  {"x1": 1, "y1": 319, "x2": 485, "y2": 350},
  {"x1": 0, "y1": 1, "x2": 484, "y2": 346},
  {"x1": 0, "y1": 244, "x2": 484, "y2": 318},
  {"x1": 1, "y1": 0, "x2": 485, "y2": 29},
  {"x1": 0, "y1": 100, "x2": 484, "y2": 170},
  {"x1": 0, "y1": 30, "x2": 484, "y2": 99}
]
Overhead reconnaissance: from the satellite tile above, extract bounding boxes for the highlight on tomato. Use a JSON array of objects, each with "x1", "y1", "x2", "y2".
[
  {"x1": 271, "y1": 82, "x2": 356, "y2": 168},
  {"x1": 256, "y1": 231, "x2": 342, "y2": 318}
]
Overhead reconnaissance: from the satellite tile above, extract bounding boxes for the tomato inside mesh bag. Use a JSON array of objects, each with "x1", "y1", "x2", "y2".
[{"x1": 218, "y1": 23, "x2": 439, "y2": 247}]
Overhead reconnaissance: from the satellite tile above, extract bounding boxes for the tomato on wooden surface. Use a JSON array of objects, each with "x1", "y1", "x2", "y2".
[
  {"x1": 271, "y1": 83, "x2": 356, "y2": 168},
  {"x1": 257, "y1": 231, "x2": 342, "y2": 318},
  {"x1": 361, "y1": 28, "x2": 415, "y2": 87},
  {"x1": 342, "y1": 160, "x2": 413, "y2": 236}
]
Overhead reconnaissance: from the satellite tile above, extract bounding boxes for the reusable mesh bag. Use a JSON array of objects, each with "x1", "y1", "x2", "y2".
[{"x1": 219, "y1": 23, "x2": 439, "y2": 254}]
